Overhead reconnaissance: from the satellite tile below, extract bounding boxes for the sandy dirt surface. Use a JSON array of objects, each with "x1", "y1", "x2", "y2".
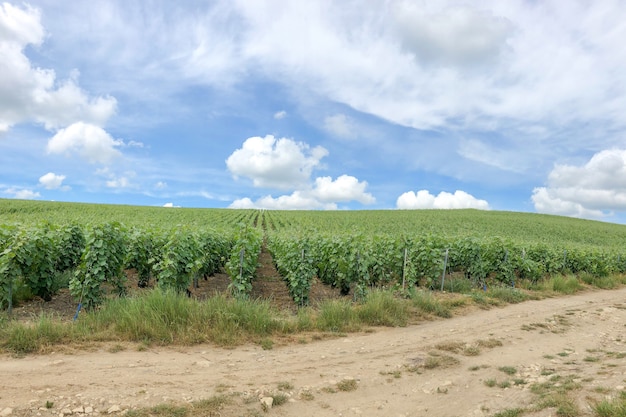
[{"x1": 1, "y1": 287, "x2": 626, "y2": 417}]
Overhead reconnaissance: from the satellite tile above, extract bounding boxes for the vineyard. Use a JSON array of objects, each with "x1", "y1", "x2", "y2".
[{"x1": 2, "y1": 198, "x2": 626, "y2": 314}]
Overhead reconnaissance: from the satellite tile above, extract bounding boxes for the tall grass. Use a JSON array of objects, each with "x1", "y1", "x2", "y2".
[
  {"x1": 409, "y1": 290, "x2": 452, "y2": 318},
  {"x1": 542, "y1": 275, "x2": 582, "y2": 294},
  {"x1": 1, "y1": 315, "x2": 69, "y2": 355},
  {"x1": 316, "y1": 299, "x2": 360, "y2": 332},
  {"x1": 487, "y1": 287, "x2": 530, "y2": 304},
  {"x1": 85, "y1": 289, "x2": 286, "y2": 346},
  {"x1": 356, "y1": 290, "x2": 408, "y2": 327}
]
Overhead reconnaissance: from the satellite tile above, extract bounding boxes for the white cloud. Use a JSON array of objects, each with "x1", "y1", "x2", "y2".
[
  {"x1": 230, "y1": 192, "x2": 337, "y2": 210},
  {"x1": 0, "y1": 3, "x2": 116, "y2": 131},
  {"x1": 106, "y1": 177, "x2": 131, "y2": 188},
  {"x1": 392, "y1": 4, "x2": 513, "y2": 67},
  {"x1": 531, "y1": 149, "x2": 626, "y2": 219},
  {"x1": 226, "y1": 135, "x2": 328, "y2": 189},
  {"x1": 162, "y1": 202, "x2": 181, "y2": 208},
  {"x1": 47, "y1": 122, "x2": 123, "y2": 164},
  {"x1": 323, "y1": 114, "x2": 357, "y2": 139},
  {"x1": 229, "y1": 175, "x2": 374, "y2": 209},
  {"x1": 396, "y1": 190, "x2": 490, "y2": 210},
  {"x1": 3, "y1": 187, "x2": 40, "y2": 200},
  {"x1": 38, "y1": 172, "x2": 67, "y2": 190},
  {"x1": 273, "y1": 110, "x2": 287, "y2": 119},
  {"x1": 312, "y1": 175, "x2": 375, "y2": 204},
  {"x1": 155, "y1": 181, "x2": 167, "y2": 189}
]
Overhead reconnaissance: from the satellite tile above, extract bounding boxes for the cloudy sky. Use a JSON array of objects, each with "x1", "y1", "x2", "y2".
[{"x1": 2, "y1": 1, "x2": 626, "y2": 222}]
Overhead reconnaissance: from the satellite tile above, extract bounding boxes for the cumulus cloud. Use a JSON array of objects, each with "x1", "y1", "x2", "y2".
[
  {"x1": 312, "y1": 175, "x2": 375, "y2": 204},
  {"x1": 230, "y1": 192, "x2": 336, "y2": 210},
  {"x1": 38, "y1": 172, "x2": 67, "y2": 190},
  {"x1": 396, "y1": 190, "x2": 490, "y2": 210},
  {"x1": 532, "y1": 149, "x2": 626, "y2": 219},
  {"x1": 47, "y1": 122, "x2": 124, "y2": 164},
  {"x1": 3, "y1": 187, "x2": 40, "y2": 200},
  {"x1": 226, "y1": 135, "x2": 328, "y2": 189},
  {"x1": 227, "y1": 135, "x2": 376, "y2": 209},
  {"x1": 229, "y1": 175, "x2": 374, "y2": 210},
  {"x1": 273, "y1": 110, "x2": 287, "y2": 119},
  {"x1": 162, "y1": 202, "x2": 181, "y2": 208},
  {"x1": 0, "y1": 3, "x2": 116, "y2": 131}
]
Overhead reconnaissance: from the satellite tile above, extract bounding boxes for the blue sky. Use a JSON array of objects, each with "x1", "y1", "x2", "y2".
[{"x1": 2, "y1": 1, "x2": 626, "y2": 223}]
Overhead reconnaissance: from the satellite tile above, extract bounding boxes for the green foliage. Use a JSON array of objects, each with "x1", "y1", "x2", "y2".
[
  {"x1": 225, "y1": 224, "x2": 262, "y2": 299},
  {"x1": 152, "y1": 228, "x2": 202, "y2": 294},
  {"x1": 70, "y1": 222, "x2": 128, "y2": 310},
  {"x1": 269, "y1": 234, "x2": 316, "y2": 306}
]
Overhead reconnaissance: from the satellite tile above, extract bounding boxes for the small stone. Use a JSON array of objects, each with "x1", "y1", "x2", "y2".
[
  {"x1": 260, "y1": 397, "x2": 273, "y2": 410},
  {"x1": 72, "y1": 406, "x2": 84, "y2": 414},
  {"x1": 85, "y1": 407, "x2": 94, "y2": 414},
  {"x1": 107, "y1": 405, "x2": 121, "y2": 414},
  {"x1": 61, "y1": 408, "x2": 72, "y2": 416},
  {"x1": 0, "y1": 408, "x2": 13, "y2": 417}
]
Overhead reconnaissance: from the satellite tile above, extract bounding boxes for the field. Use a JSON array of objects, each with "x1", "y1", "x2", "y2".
[{"x1": 2, "y1": 199, "x2": 626, "y2": 416}]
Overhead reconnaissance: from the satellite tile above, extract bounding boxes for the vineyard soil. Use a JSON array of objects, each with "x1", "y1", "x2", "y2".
[{"x1": 2, "y1": 287, "x2": 626, "y2": 417}]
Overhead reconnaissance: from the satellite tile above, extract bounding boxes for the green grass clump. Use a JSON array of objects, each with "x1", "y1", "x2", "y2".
[
  {"x1": 0, "y1": 314, "x2": 69, "y2": 355},
  {"x1": 409, "y1": 290, "x2": 452, "y2": 318},
  {"x1": 580, "y1": 273, "x2": 618, "y2": 289},
  {"x1": 356, "y1": 290, "x2": 408, "y2": 327},
  {"x1": 83, "y1": 289, "x2": 286, "y2": 347},
  {"x1": 535, "y1": 393, "x2": 580, "y2": 417},
  {"x1": 544, "y1": 275, "x2": 582, "y2": 294},
  {"x1": 492, "y1": 408, "x2": 525, "y2": 417},
  {"x1": 592, "y1": 391, "x2": 626, "y2": 417},
  {"x1": 487, "y1": 287, "x2": 530, "y2": 304},
  {"x1": 316, "y1": 300, "x2": 360, "y2": 332}
]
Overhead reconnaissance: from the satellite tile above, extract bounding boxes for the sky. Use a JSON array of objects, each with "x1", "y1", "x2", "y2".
[{"x1": 1, "y1": 1, "x2": 626, "y2": 223}]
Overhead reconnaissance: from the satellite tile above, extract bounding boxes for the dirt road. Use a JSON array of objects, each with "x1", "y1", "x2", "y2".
[{"x1": 2, "y1": 287, "x2": 626, "y2": 417}]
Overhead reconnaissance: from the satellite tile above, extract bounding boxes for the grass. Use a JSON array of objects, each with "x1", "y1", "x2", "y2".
[
  {"x1": 543, "y1": 275, "x2": 583, "y2": 294},
  {"x1": 492, "y1": 408, "x2": 526, "y2": 417},
  {"x1": 409, "y1": 290, "x2": 452, "y2": 318},
  {"x1": 356, "y1": 290, "x2": 409, "y2": 327},
  {"x1": 124, "y1": 395, "x2": 231, "y2": 417},
  {"x1": 487, "y1": 287, "x2": 531, "y2": 304},
  {"x1": 423, "y1": 352, "x2": 460, "y2": 369},
  {"x1": 336, "y1": 378, "x2": 358, "y2": 392},
  {"x1": 592, "y1": 391, "x2": 626, "y2": 417},
  {"x1": 535, "y1": 393, "x2": 580, "y2": 417},
  {"x1": 498, "y1": 366, "x2": 517, "y2": 376}
]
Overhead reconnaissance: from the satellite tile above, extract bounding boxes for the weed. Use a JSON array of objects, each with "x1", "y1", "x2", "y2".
[
  {"x1": 277, "y1": 381, "x2": 294, "y2": 391},
  {"x1": 477, "y1": 338, "x2": 503, "y2": 349},
  {"x1": 271, "y1": 393, "x2": 288, "y2": 406},
  {"x1": 423, "y1": 354, "x2": 460, "y2": 369},
  {"x1": 260, "y1": 338, "x2": 273, "y2": 350},
  {"x1": 337, "y1": 379, "x2": 358, "y2": 392},
  {"x1": 499, "y1": 380, "x2": 512, "y2": 388},
  {"x1": 499, "y1": 366, "x2": 517, "y2": 376},
  {"x1": 108, "y1": 344, "x2": 125, "y2": 353},
  {"x1": 299, "y1": 390, "x2": 314, "y2": 401},
  {"x1": 492, "y1": 408, "x2": 525, "y2": 417},
  {"x1": 485, "y1": 379, "x2": 497, "y2": 387},
  {"x1": 410, "y1": 291, "x2": 452, "y2": 318}
]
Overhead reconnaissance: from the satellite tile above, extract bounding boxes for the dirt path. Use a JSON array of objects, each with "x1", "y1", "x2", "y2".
[{"x1": 2, "y1": 287, "x2": 626, "y2": 417}]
